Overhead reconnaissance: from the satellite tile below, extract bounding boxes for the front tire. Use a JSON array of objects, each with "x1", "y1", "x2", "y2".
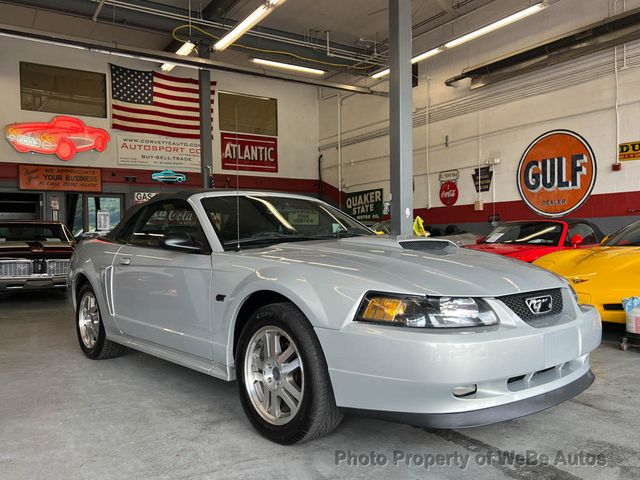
[
  {"x1": 236, "y1": 302, "x2": 342, "y2": 444},
  {"x1": 76, "y1": 284, "x2": 125, "y2": 360}
]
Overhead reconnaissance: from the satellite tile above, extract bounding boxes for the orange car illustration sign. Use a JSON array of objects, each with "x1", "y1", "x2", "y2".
[
  {"x1": 517, "y1": 130, "x2": 597, "y2": 217},
  {"x1": 5, "y1": 115, "x2": 110, "y2": 161}
]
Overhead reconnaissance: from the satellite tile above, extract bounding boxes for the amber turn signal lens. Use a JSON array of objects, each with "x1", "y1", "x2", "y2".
[{"x1": 362, "y1": 297, "x2": 406, "y2": 322}]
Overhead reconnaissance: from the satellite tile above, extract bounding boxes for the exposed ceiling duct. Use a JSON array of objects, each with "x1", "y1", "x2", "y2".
[
  {"x1": 0, "y1": 22, "x2": 378, "y2": 94},
  {"x1": 446, "y1": 6, "x2": 640, "y2": 88}
]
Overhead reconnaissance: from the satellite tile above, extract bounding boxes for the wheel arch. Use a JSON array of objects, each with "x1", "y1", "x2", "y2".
[{"x1": 232, "y1": 289, "x2": 296, "y2": 358}]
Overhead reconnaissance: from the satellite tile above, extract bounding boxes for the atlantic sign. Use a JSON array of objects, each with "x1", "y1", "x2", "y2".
[
  {"x1": 220, "y1": 132, "x2": 278, "y2": 173},
  {"x1": 517, "y1": 130, "x2": 596, "y2": 217}
]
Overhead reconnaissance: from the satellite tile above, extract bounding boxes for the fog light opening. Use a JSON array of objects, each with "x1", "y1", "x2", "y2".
[{"x1": 453, "y1": 384, "x2": 477, "y2": 398}]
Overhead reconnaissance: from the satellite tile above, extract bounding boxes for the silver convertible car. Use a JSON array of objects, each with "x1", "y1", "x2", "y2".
[{"x1": 69, "y1": 191, "x2": 601, "y2": 444}]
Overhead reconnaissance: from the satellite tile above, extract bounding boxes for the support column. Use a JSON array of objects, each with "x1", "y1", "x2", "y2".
[
  {"x1": 198, "y1": 44, "x2": 213, "y2": 188},
  {"x1": 389, "y1": 0, "x2": 413, "y2": 236}
]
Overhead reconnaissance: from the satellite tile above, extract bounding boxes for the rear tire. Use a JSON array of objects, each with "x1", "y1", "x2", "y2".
[
  {"x1": 236, "y1": 302, "x2": 342, "y2": 444},
  {"x1": 76, "y1": 284, "x2": 125, "y2": 360}
]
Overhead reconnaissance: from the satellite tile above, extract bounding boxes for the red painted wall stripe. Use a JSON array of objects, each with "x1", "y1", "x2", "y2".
[{"x1": 416, "y1": 190, "x2": 640, "y2": 224}]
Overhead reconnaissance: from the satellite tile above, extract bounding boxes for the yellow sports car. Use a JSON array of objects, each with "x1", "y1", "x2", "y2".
[{"x1": 534, "y1": 220, "x2": 640, "y2": 324}]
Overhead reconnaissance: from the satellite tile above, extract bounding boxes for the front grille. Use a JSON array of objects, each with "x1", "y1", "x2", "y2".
[
  {"x1": 499, "y1": 288, "x2": 563, "y2": 321},
  {"x1": 46, "y1": 259, "x2": 70, "y2": 276},
  {"x1": 0, "y1": 260, "x2": 33, "y2": 277}
]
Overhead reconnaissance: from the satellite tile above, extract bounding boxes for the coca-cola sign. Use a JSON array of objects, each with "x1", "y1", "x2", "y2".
[
  {"x1": 220, "y1": 132, "x2": 278, "y2": 173},
  {"x1": 439, "y1": 181, "x2": 459, "y2": 207}
]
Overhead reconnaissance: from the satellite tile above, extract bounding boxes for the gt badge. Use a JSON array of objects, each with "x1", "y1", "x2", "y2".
[{"x1": 525, "y1": 295, "x2": 553, "y2": 315}]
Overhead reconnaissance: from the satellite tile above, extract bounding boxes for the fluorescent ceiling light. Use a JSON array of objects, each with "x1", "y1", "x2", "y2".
[
  {"x1": 251, "y1": 58, "x2": 325, "y2": 75},
  {"x1": 215, "y1": 0, "x2": 287, "y2": 52},
  {"x1": 371, "y1": 68, "x2": 390, "y2": 79},
  {"x1": 444, "y1": 3, "x2": 546, "y2": 48},
  {"x1": 411, "y1": 47, "x2": 443, "y2": 64},
  {"x1": 175, "y1": 41, "x2": 196, "y2": 56},
  {"x1": 161, "y1": 41, "x2": 196, "y2": 72},
  {"x1": 371, "y1": 47, "x2": 441, "y2": 79},
  {"x1": 369, "y1": 2, "x2": 546, "y2": 79}
]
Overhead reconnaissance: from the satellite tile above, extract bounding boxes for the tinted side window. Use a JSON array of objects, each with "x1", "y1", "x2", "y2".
[
  {"x1": 115, "y1": 209, "x2": 146, "y2": 244},
  {"x1": 118, "y1": 201, "x2": 208, "y2": 251}
]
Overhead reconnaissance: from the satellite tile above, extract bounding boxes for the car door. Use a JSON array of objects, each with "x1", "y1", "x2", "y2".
[{"x1": 112, "y1": 199, "x2": 213, "y2": 359}]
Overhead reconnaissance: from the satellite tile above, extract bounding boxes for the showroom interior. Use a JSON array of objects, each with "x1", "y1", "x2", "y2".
[{"x1": 1, "y1": 0, "x2": 640, "y2": 478}]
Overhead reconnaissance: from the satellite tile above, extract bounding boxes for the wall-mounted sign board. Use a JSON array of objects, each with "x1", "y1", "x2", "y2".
[{"x1": 19, "y1": 165, "x2": 102, "y2": 192}]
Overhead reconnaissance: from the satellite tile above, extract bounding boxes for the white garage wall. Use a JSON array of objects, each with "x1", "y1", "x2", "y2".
[
  {"x1": 0, "y1": 36, "x2": 319, "y2": 180},
  {"x1": 319, "y1": 0, "x2": 640, "y2": 229}
]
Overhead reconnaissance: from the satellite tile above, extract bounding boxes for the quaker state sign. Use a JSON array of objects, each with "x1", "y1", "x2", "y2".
[
  {"x1": 517, "y1": 130, "x2": 596, "y2": 217},
  {"x1": 344, "y1": 188, "x2": 383, "y2": 221}
]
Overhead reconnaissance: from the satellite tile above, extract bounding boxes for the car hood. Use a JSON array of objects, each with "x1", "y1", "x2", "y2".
[
  {"x1": 467, "y1": 243, "x2": 558, "y2": 256},
  {"x1": 6, "y1": 123, "x2": 53, "y2": 134},
  {"x1": 0, "y1": 241, "x2": 74, "y2": 259},
  {"x1": 242, "y1": 236, "x2": 564, "y2": 297},
  {"x1": 466, "y1": 243, "x2": 566, "y2": 262},
  {"x1": 536, "y1": 246, "x2": 640, "y2": 278}
]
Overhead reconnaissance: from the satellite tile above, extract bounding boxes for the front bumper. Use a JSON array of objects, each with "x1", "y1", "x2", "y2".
[
  {"x1": 0, "y1": 275, "x2": 68, "y2": 291},
  {"x1": 341, "y1": 369, "x2": 595, "y2": 428},
  {"x1": 316, "y1": 296, "x2": 601, "y2": 425},
  {"x1": 576, "y1": 291, "x2": 629, "y2": 324}
]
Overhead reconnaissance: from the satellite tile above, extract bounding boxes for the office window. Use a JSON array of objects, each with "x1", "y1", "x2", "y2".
[
  {"x1": 218, "y1": 91, "x2": 277, "y2": 136},
  {"x1": 20, "y1": 62, "x2": 107, "y2": 118}
]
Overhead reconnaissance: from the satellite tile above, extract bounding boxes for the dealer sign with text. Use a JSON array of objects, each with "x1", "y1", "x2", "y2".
[
  {"x1": 517, "y1": 130, "x2": 596, "y2": 218},
  {"x1": 344, "y1": 188, "x2": 383, "y2": 221},
  {"x1": 117, "y1": 135, "x2": 201, "y2": 171},
  {"x1": 19, "y1": 165, "x2": 101, "y2": 192},
  {"x1": 221, "y1": 132, "x2": 278, "y2": 173},
  {"x1": 619, "y1": 141, "x2": 640, "y2": 162}
]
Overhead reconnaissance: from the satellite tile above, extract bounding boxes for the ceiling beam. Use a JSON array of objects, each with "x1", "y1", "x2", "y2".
[
  {"x1": 0, "y1": 0, "x2": 379, "y2": 72},
  {"x1": 0, "y1": 22, "x2": 375, "y2": 94},
  {"x1": 434, "y1": 0, "x2": 460, "y2": 18}
]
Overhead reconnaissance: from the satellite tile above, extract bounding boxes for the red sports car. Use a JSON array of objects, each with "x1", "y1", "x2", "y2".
[
  {"x1": 5, "y1": 116, "x2": 110, "y2": 161},
  {"x1": 465, "y1": 219, "x2": 605, "y2": 262}
]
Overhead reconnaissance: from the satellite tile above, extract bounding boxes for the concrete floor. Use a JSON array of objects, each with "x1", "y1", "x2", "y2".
[{"x1": 1, "y1": 292, "x2": 639, "y2": 480}]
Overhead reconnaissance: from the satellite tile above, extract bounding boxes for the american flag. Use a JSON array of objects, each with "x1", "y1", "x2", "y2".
[{"x1": 110, "y1": 64, "x2": 216, "y2": 139}]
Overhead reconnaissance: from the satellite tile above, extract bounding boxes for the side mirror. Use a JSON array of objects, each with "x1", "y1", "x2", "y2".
[
  {"x1": 476, "y1": 237, "x2": 485, "y2": 244},
  {"x1": 570, "y1": 234, "x2": 584, "y2": 248},
  {"x1": 160, "y1": 232, "x2": 203, "y2": 253}
]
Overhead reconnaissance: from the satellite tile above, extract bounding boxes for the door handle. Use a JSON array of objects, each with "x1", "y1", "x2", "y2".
[{"x1": 119, "y1": 257, "x2": 131, "y2": 266}]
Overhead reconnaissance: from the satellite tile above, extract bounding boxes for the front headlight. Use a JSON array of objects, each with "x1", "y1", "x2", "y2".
[{"x1": 356, "y1": 292, "x2": 499, "y2": 328}]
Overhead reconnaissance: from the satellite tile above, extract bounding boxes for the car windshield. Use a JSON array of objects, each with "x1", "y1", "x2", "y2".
[
  {"x1": 0, "y1": 223, "x2": 69, "y2": 242},
  {"x1": 604, "y1": 221, "x2": 640, "y2": 246},
  {"x1": 201, "y1": 195, "x2": 373, "y2": 250},
  {"x1": 481, "y1": 222, "x2": 563, "y2": 246}
]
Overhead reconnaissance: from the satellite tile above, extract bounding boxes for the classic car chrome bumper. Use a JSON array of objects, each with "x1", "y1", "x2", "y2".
[
  {"x1": 315, "y1": 301, "x2": 601, "y2": 425},
  {"x1": 0, "y1": 275, "x2": 69, "y2": 290},
  {"x1": 0, "y1": 259, "x2": 70, "y2": 290}
]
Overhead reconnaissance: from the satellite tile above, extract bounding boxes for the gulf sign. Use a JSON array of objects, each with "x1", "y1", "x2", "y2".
[
  {"x1": 220, "y1": 132, "x2": 278, "y2": 173},
  {"x1": 517, "y1": 130, "x2": 596, "y2": 217}
]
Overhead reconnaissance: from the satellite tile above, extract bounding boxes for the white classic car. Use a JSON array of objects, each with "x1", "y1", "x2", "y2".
[{"x1": 69, "y1": 191, "x2": 601, "y2": 444}]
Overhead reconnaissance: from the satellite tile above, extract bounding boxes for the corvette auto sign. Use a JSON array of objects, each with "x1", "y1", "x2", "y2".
[{"x1": 517, "y1": 130, "x2": 596, "y2": 217}]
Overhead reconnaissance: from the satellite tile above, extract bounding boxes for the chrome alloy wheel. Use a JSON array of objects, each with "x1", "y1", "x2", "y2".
[
  {"x1": 244, "y1": 326, "x2": 305, "y2": 425},
  {"x1": 78, "y1": 292, "x2": 100, "y2": 349}
]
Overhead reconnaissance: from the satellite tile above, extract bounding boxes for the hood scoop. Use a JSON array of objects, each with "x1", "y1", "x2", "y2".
[
  {"x1": 399, "y1": 239, "x2": 458, "y2": 254},
  {"x1": 337, "y1": 235, "x2": 459, "y2": 255}
]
